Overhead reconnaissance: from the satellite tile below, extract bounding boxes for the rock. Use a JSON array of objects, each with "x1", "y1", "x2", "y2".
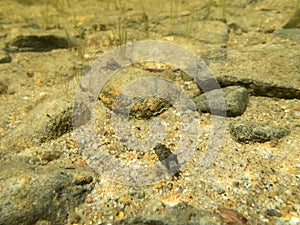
[
  {"x1": 130, "y1": 97, "x2": 171, "y2": 119},
  {"x1": 0, "y1": 157, "x2": 95, "y2": 225},
  {"x1": 283, "y1": 9, "x2": 300, "y2": 29},
  {"x1": 193, "y1": 86, "x2": 248, "y2": 117},
  {"x1": 230, "y1": 121, "x2": 290, "y2": 143},
  {"x1": 202, "y1": 49, "x2": 227, "y2": 65},
  {"x1": 6, "y1": 35, "x2": 73, "y2": 52},
  {"x1": 153, "y1": 143, "x2": 180, "y2": 175},
  {"x1": 275, "y1": 29, "x2": 300, "y2": 44},
  {"x1": 192, "y1": 21, "x2": 229, "y2": 44},
  {"x1": 217, "y1": 207, "x2": 248, "y2": 225},
  {"x1": 98, "y1": 65, "x2": 202, "y2": 121},
  {"x1": 265, "y1": 209, "x2": 282, "y2": 217},
  {"x1": 108, "y1": 92, "x2": 172, "y2": 120},
  {"x1": 0, "y1": 96, "x2": 73, "y2": 153},
  {"x1": 0, "y1": 81, "x2": 8, "y2": 94},
  {"x1": 209, "y1": 44, "x2": 300, "y2": 99},
  {"x1": 0, "y1": 51, "x2": 11, "y2": 63},
  {"x1": 99, "y1": 67, "x2": 180, "y2": 120},
  {"x1": 115, "y1": 202, "x2": 219, "y2": 225}
]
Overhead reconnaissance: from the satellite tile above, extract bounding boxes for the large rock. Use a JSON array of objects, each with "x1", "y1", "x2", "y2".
[
  {"x1": 101, "y1": 87, "x2": 171, "y2": 120},
  {"x1": 0, "y1": 96, "x2": 73, "y2": 154},
  {"x1": 0, "y1": 157, "x2": 95, "y2": 225},
  {"x1": 209, "y1": 43, "x2": 300, "y2": 99},
  {"x1": 99, "y1": 67, "x2": 186, "y2": 120},
  {"x1": 283, "y1": 9, "x2": 300, "y2": 29}
]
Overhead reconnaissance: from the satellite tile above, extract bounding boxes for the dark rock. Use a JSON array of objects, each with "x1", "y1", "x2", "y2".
[
  {"x1": 228, "y1": 22, "x2": 249, "y2": 34},
  {"x1": 6, "y1": 35, "x2": 73, "y2": 52},
  {"x1": 265, "y1": 209, "x2": 282, "y2": 217},
  {"x1": 0, "y1": 51, "x2": 11, "y2": 63},
  {"x1": 0, "y1": 158, "x2": 95, "y2": 225},
  {"x1": 115, "y1": 202, "x2": 219, "y2": 225},
  {"x1": 194, "y1": 86, "x2": 248, "y2": 117},
  {"x1": 275, "y1": 28, "x2": 300, "y2": 44},
  {"x1": 217, "y1": 75, "x2": 300, "y2": 99},
  {"x1": 0, "y1": 81, "x2": 8, "y2": 94},
  {"x1": 230, "y1": 121, "x2": 290, "y2": 143},
  {"x1": 153, "y1": 144, "x2": 180, "y2": 175},
  {"x1": 40, "y1": 100, "x2": 73, "y2": 143}
]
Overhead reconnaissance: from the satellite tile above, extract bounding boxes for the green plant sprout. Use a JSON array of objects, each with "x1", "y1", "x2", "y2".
[
  {"x1": 170, "y1": 0, "x2": 181, "y2": 27},
  {"x1": 64, "y1": 28, "x2": 72, "y2": 49},
  {"x1": 61, "y1": 76, "x2": 71, "y2": 97},
  {"x1": 41, "y1": 3, "x2": 50, "y2": 29},
  {"x1": 117, "y1": 17, "x2": 128, "y2": 46},
  {"x1": 184, "y1": 17, "x2": 194, "y2": 38},
  {"x1": 138, "y1": 0, "x2": 150, "y2": 38},
  {"x1": 142, "y1": 12, "x2": 150, "y2": 38},
  {"x1": 219, "y1": 0, "x2": 227, "y2": 19},
  {"x1": 114, "y1": 0, "x2": 127, "y2": 14},
  {"x1": 63, "y1": 26, "x2": 87, "y2": 85},
  {"x1": 205, "y1": 0, "x2": 213, "y2": 20},
  {"x1": 75, "y1": 27, "x2": 87, "y2": 83}
]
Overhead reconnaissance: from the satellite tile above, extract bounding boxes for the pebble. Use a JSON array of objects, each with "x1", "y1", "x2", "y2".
[
  {"x1": 230, "y1": 121, "x2": 290, "y2": 143},
  {"x1": 0, "y1": 51, "x2": 11, "y2": 64},
  {"x1": 117, "y1": 211, "x2": 125, "y2": 219},
  {"x1": 0, "y1": 84, "x2": 8, "y2": 96},
  {"x1": 193, "y1": 86, "x2": 248, "y2": 117},
  {"x1": 86, "y1": 197, "x2": 94, "y2": 204},
  {"x1": 266, "y1": 209, "x2": 282, "y2": 217}
]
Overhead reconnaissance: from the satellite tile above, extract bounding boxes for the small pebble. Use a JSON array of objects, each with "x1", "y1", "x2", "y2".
[
  {"x1": 265, "y1": 209, "x2": 282, "y2": 217},
  {"x1": 86, "y1": 197, "x2": 94, "y2": 204},
  {"x1": 118, "y1": 211, "x2": 125, "y2": 219},
  {"x1": 78, "y1": 159, "x2": 86, "y2": 167}
]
